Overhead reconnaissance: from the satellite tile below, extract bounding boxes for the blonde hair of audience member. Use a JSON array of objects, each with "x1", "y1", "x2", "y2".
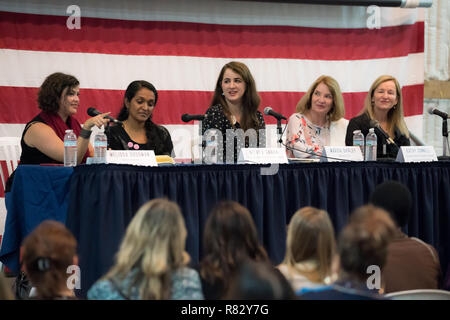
[
  {"x1": 282, "y1": 207, "x2": 336, "y2": 285},
  {"x1": 338, "y1": 205, "x2": 396, "y2": 291},
  {"x1": 0, "y1": 272, "x2": 14, "y2": 300},
  {"x1": 296, "y1": 75, "x2": 345, "y2": 122},
  {"x1": 104, "y1": 198, "x2": 189, "y2": 300},
  {"x1": 361, "y1": 75, "x2": 409, "y2": 138},
  {"x1": 200, "y1": 201, "x2": 268, "y2": 297},
  {"x1": 21, "y1": 220, "x2": 78, "y2": 299}
]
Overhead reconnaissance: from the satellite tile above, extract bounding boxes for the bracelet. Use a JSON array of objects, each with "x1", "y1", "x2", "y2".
[{"x1": 79, "y1": 128, "x2": 92, "y2": 139}]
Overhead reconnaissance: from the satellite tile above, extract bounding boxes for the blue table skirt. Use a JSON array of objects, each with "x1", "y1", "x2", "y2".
[{"x1": 1, "y1": 162, "x2": 449, "y2": 298}]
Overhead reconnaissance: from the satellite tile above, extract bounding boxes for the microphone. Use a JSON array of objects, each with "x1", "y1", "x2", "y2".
[
  {"x1": 427, "y1": 107, "x2": 448, "y2": 120},
  {"x1": 264, "y1": 107, "x2": 287, "y2": 121},
  {"x1": 369, "y1": 119, "x2": 396, "y2": 146},
  {"x1": 181, "y1": 114, "x2": 206, "y2": 122},
  {"x1": 87, "y1": 107, "x2": 121, "y2": 124}
]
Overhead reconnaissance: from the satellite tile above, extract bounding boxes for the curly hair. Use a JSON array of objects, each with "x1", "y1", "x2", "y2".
[{"x1": 38, "y1": 72, "x2": 80, "y2": 113}]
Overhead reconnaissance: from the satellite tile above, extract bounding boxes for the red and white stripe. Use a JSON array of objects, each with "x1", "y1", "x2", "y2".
[{"x1": 0, "y1": 0, "x2": 425, "y2": 148}]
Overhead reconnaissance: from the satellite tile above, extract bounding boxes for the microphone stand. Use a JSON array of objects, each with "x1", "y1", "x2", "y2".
[
  {"x1": 277, "y1": 119, "x2": 283, "y2": 148},
  {"x1": 105, "y1": 121, "x2": 112, "y2": 150},
  {"x1": 438, "y1": 118, "x2": 450, "y2": 161}
]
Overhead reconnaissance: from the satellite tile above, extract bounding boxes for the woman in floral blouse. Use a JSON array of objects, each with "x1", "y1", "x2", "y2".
[{"x1": 286, "y1": 75, "x2": 348, "y2": 159}]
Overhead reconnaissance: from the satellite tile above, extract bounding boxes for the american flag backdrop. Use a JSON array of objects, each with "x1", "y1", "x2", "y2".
[{"x1": 0, "y1": 0, "x2": 425, "y2": 158}]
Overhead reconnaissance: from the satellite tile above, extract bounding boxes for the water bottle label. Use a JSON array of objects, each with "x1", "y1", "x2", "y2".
[
  {"x1": 94, "y1": 141, "x2": 107, "y2": 147},
  {"x1": 64, "y1": 141, "x2": 77, "y2": 147}
]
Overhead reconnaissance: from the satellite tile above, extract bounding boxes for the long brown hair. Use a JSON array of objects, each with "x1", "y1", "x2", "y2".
[
  {"x1": 200, "y1": 201, "x2": 268, "y2": 296},
  {"x1": 210, "y1": 61, "x2": 262, "y2": 131},
  {"x1": 361, "y1": 75, "x2": 409, "y2": 138}
]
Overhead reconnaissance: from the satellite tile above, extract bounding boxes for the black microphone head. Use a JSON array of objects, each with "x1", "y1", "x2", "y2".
[
  {"x1": 264, "y1": 106, "x2": 272, "y2": 115},
  {"x1": 87, "y1": 107, "x2": 100, "y2": 117},
  {"x1": 181, "y1": 114, "x2": 190, "y2": 123}
]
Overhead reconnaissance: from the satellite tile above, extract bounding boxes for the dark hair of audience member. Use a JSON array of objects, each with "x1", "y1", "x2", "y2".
[
  {"x1": 200, "y1": 201, "x2": 268, "y2": 297},
  {"x1": 224, "y1": 260, "x2": 296, "y2": 300},
  {"x1": 338, "y1": 205, "x2": 396, "y2": 283},
  {"x1": 21, "y1": 220, "x2": 77, "y2": 299},
  {"x1": 369, "y1": 180, "x2": 413, "y2": 227}
]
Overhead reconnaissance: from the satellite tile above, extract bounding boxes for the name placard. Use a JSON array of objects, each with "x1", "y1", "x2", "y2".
[
  {"x1": 320, "y1": 146, "x2": 363, "y2": 162},
  {"x1": 238, "y1": 148, "x2": 288, "y2": 164},
  {"x1": 106, "y1": 150, "x2": 158, "y2": 167},
  {"x1": 396, "y1": 146, "x2": 438, "y2": 163}
]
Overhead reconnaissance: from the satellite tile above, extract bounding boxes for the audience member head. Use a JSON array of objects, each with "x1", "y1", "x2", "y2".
[
  {"x1": 225, "y1": 260, "x2": 296, "y2": 300},
  {"x1": 296, "y1": 75, "x2": 345, "y2": 122},
  {"x1": 338, "y1": 205, "x2": 396, "y2": 283},
  {"x1": 362, "y1": 75, "x2": 409, "y2": 137},
  {"x1": 284, "y1": 206, "x2": 336, "y2": 283},
  {"x1": 117, "y1": 80, "x2": 158, "y2": 122},
  {"x1": 38, "y1": 72, "x2": 80, "y2": 114},
  {"x1": 105, "y1": 198, "x2": 189, "y2": 299},
  {"x1": 369, "y1": 180, "x2": 412, "y2": 228},
  {"x1": 201, "y1": 201, "x2": 268, "y2": 296},
  {"x1": 211, "y1": 61, "x2": 262, "y2": 130},
  {"x1": 21, "y1": 220, "x2": 78, "y2": 299}
]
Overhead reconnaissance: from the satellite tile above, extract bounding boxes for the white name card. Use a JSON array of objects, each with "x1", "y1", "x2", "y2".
[
  {"x1": 238, "y1": 148, "x2": 288, "y2": 164},
  {"x1": 320, "y1": 146, "x2": 364, "y2": 162},
  {"x1": 106, "y1": 150, "x2": 158, "y2": 167},
  {"x1": 396, "y1": 146, "x2": 438, "y2": 163}
]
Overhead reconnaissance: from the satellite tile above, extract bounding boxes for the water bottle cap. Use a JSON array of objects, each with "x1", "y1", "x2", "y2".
[
  {"x1": 353, "y1": 130, "x2": 361, "y2": 134},
  {"x1": 369, "y1": 128, "x2": 375, "y2": 133},
  {"x1": 65, "y1": 129, "x2": 73, "y2": 133}
]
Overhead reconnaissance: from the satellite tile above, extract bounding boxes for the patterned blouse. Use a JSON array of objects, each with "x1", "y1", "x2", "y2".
[
  {"x1": 286, "y1": 113, "x2": 330, "y2": 159},
  {"x1": 202, "y1": 104, "x2": 266, "y2": 163},
  {"x1": 87, "y1": 267, "x2": 204, "y2": 300}
]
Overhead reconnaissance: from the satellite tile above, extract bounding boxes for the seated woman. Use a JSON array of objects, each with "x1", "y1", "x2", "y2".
[
  {"x1": 198, "y1": 201, "x2": 269, "y2": 299},
  {"x1": 277, "y1": 207, "x2": 337, "y2": 293},
  {"x1": 106, "y1": 80, "x2": 174, "y2": 156},
  {"x1": 87, "y1": 198, "x2": 203, "y2": 300},
  {"x1": 300, "y1": 205, "x2": 396, "y2": 300},
  {"x1": 19, "y1": 72, "x2": 110, "y2": 165},
  {"x1": 286, "y1": 75, "x2": 348, "y2": 159},
  {"x1": 345, "y1": 75, "x2": 410, "y2": 159},
  {"x1": 22, "y1": 220, "x2": 79, "y2": 299},
  {"x1": 202, "y1": 61, "x2": 265, "y2": 163}
]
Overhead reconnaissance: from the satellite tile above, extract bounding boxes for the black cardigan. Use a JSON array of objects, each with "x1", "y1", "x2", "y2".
[{"x1": 345, "y1": 113, "x2": 410, "y2": 159}]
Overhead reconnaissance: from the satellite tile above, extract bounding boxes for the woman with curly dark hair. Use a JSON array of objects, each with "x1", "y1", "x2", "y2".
[{"x1": 18, "y1": 72, "x2": 110, "y2": 166}]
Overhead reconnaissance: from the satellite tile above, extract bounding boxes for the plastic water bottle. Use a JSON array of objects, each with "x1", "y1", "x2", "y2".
[
  {"x1": 64, "y1": 129, "x2": 77, "y2": 167},
  {"x1": 94, "y1": 128, "x2": 107, "y2": 164},
  {"x1": 365, "y1": 128, "x2": 378, "y2": 161},
  {"x1": 352, "y1": 130, "x2": 365, "y2": 159},
  {"x1": 204, "y1": 136, "x2": 218, "y2": 164}
]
